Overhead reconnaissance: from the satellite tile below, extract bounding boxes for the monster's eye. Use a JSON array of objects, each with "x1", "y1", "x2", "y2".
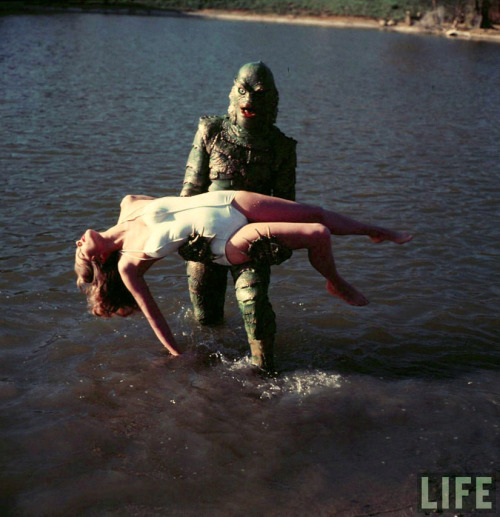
[{"x1": 238, "y1": 87, "x2": 246, "y2": 95}]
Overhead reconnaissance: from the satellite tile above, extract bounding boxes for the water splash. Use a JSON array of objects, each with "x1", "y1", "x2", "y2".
[{"x1": 220, "y1": 355, "x2": 342, "y2": 400}]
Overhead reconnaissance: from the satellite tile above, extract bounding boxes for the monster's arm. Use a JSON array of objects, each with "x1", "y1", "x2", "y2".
[
  {"x1": 180, "y1": 121, "x2": 210, "y2": 197},
  {"x1": 272, "y1": 136, "x2": 297, "y2": 201}
]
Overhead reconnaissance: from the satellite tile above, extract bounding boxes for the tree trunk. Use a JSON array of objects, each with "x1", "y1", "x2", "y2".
[{"x1": 480, "y1": 0, "x2": 493, "y2": 27}]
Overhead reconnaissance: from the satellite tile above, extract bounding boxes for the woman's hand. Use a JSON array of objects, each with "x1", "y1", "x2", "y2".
[{"x1": 118, "y1": 259, "x2": 181, "y2": 356}]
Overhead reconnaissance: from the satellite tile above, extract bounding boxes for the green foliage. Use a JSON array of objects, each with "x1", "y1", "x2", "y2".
[
  {"x1": 161, "y1": 0, "x2": 437, "y2": 18},
  {"x1": 3, "y1": 0, "x2": 495, "y2": 24},
  {"x1": 157, "y1": 0, "x2": 438, "y2": 19}
]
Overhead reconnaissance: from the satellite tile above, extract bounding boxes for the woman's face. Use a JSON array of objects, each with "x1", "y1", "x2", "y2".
[{"x1": 75, "y1": 229, "x2": 101, "y2": 262}]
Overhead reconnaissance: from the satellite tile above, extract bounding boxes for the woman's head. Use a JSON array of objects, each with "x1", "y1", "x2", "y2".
[
  {"x1": 75, "y1": 229, "x2": 109, "y2": 264},
  {"x1": 75, "y1": 241, "x2": 139, "y2": 318}
]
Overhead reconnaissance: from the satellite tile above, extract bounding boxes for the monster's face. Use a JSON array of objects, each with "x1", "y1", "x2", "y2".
[{"x1": 228, "y1": 62, "x2": 279, "y2": 131}]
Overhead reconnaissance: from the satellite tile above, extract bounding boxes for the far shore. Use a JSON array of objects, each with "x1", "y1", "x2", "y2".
[
  {"x1": 1, "y1": 3, "x2": 499, "y2": 43},
  {"x1": 189, "y1": 9, "x2": 500, "y2": 44}
]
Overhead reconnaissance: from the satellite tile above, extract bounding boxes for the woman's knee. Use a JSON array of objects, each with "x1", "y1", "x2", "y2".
[
  {"x1": 308, "y1": 223, "x2": 330, "y2": 242},
  {"x1": 299, "y1": 203, "x2": 326, "y2": 223}
]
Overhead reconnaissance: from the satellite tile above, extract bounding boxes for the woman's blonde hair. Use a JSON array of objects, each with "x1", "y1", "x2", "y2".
[{"x1": 75, "y1": 250, "x2": 139, "y2": 318}]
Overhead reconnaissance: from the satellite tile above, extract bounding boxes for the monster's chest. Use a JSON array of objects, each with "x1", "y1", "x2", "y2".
[{"x1": 207, "y1": 133, "x2": 276, "y2": 192}]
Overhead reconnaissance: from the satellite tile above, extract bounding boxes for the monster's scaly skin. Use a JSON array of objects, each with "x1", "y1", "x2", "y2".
[{"x1": 180, "y1": 62, "x2": 297, "y2": 370}]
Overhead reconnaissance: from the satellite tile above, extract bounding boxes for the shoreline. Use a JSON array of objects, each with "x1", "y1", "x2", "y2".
[
  {"x1": 1, "y1": 3, "x2": 499, "y2": 43},
  {"x1": 189, "y1": 9, "x2": 500, "y2": 44}
]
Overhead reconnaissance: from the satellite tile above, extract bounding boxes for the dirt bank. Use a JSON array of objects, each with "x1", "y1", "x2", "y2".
[{"x1": 189, "y1": 9, "x2": 500, "y2": 43}]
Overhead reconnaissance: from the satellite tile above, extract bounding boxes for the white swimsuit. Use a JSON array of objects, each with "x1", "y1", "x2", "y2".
[{"x1": 121, "y1": 191, "x2": 248, "y2": 266}]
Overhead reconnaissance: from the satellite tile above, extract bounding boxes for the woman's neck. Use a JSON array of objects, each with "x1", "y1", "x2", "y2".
[{"x1": 101, "y1": 224, "x2": 126, "y2": 253}]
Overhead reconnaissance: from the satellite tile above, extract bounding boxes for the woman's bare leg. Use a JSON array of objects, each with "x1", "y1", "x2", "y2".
[
  {"x1": 226, "y1": 222, "x2": 369, "y2": 306},
  {"x1": 232, "y1": 191, "x2": 412, "y2": 244}
]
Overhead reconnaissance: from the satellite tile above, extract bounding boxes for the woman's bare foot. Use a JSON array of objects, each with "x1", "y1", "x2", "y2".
[
  {"x1": 369, "y1": 229, "x2": 413, "y2": 245},
  {"x1": 326, "y1": 279, "x2": 369, "y2": 306}
]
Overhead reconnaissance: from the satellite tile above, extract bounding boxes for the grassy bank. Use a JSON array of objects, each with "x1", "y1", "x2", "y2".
[
  {"x1": 161, "y1": 0, "x2": 434, "y2": 20},
  {"x1": 2, "y1": 0, "x2": 499, "y2": 29},
  {"x1": 0, "y1": 0, "x2": 478, "y2": 20}
]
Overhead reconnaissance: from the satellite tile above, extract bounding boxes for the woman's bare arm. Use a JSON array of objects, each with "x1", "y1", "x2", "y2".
[{"x1": 118, "y1": 259, "x2": 181, "y2": 356}]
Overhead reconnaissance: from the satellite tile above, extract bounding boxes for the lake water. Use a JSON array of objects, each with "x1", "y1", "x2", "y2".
[{"x1": 1, "y1": 11, "x2": 499, "y2": 516}]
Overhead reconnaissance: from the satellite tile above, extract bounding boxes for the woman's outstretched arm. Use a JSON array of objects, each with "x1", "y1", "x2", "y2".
[{"x1": 118, "y1": 259, "x2": 181, "y2": 356}]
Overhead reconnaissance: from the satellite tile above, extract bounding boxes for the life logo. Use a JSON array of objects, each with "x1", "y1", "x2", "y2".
[{"x1": 418, "y1": 474, "x2": 496, "y2": 514}]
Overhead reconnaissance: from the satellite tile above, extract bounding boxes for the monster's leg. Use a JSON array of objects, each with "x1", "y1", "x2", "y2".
[
  {"x1": 231, "y1": 263, "x2": 276, "y2": 372},
  {"x1": 186, "y1": 261, "x2": 228, "y2": 325}
]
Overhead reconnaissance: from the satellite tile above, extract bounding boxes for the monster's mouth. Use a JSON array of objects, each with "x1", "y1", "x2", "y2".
[{"x1": 240, "y1": 106, "x2": 257, "y2": 118}]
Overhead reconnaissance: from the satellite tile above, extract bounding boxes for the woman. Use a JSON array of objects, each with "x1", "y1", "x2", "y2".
[{"x1": 75, "y1": 190, "x2": 412, "y2": 356}]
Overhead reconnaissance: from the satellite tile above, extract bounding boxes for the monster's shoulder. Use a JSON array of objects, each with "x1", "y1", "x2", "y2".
[
  {"x1": 197, "y1": 115, "x2": 225, "y2": 141},
  {"x1": 270, "y1": 126, "x2": 297, "y2": 153}
]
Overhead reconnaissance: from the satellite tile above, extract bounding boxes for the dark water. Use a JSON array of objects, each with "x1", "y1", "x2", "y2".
[{"x1": 1, "y1": 12, "x2": 499, "y2": 516}]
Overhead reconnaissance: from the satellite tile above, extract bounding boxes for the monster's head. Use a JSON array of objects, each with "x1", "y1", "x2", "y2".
[{"x1": 228, "y1": 62, "x2": 279, "y2": 131}]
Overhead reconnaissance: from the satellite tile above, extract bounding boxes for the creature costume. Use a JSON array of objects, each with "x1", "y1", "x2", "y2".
[
  {"x1": 180, "y1": 62, "x2": 297, "y2": 371},
  {"x1": 120, "y1": 191, "x2": 247, "y2": 265}
]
